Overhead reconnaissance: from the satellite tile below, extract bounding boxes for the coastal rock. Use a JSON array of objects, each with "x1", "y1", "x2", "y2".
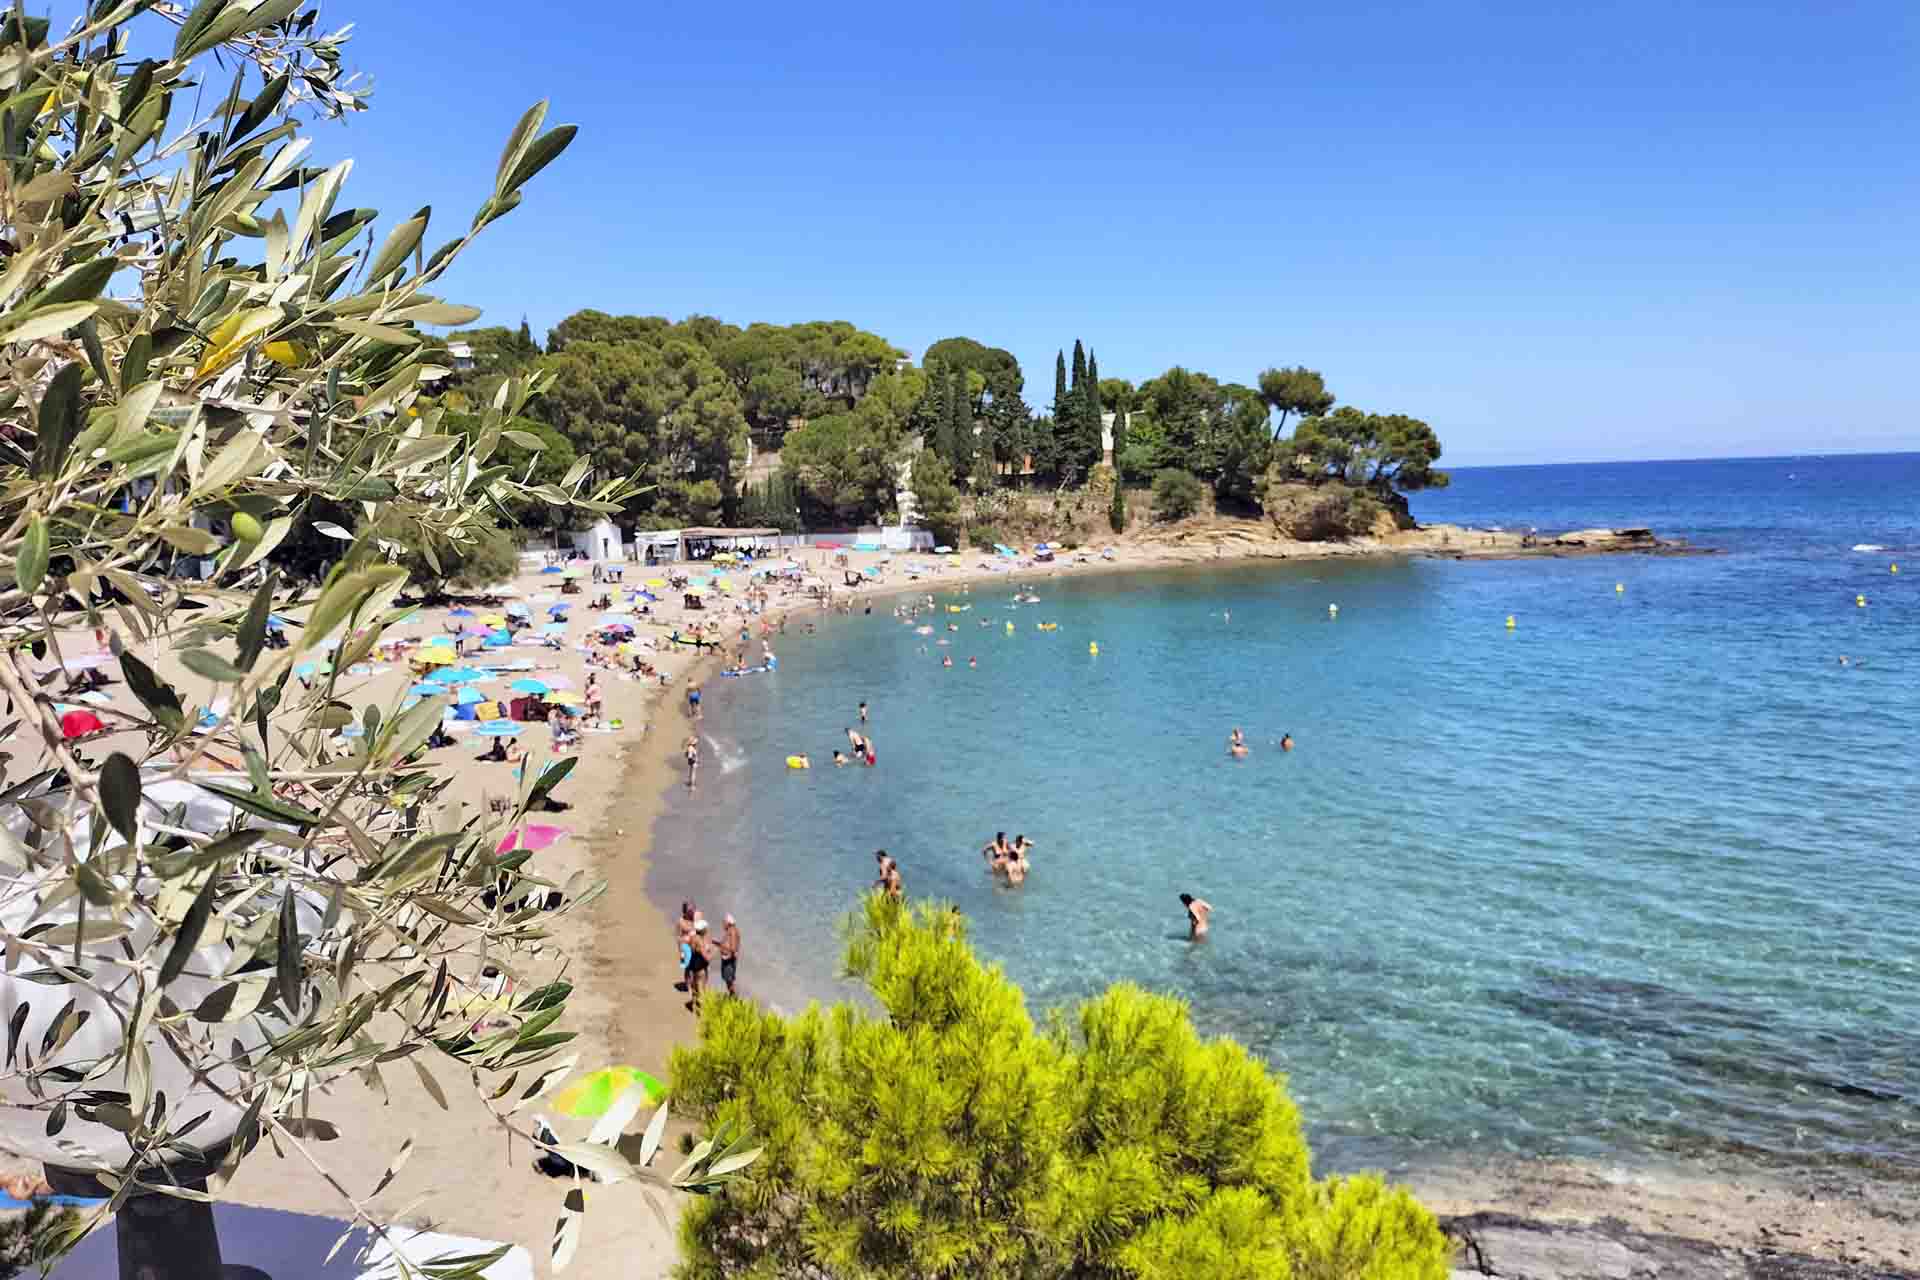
[{"x1": 1442, "y1": 1212, "x2": 1919, "y2": 1280}]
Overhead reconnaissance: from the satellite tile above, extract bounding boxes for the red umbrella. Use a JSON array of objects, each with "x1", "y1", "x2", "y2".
[
  {"x1": 496, "y1": 824, "x2": 570, "y2": 854},
  {"x1": 59, "y1": 710, "x2": 106, "y2": 739}
]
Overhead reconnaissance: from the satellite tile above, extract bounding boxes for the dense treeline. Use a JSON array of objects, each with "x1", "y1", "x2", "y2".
[{"x1": 427, "y1": 311, "x2": 1447, "y2": 538}]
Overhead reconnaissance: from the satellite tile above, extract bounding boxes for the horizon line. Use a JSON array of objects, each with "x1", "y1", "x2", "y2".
[{"x1": 1444, "y1": 446, "x2": 1918, "y2": 472}]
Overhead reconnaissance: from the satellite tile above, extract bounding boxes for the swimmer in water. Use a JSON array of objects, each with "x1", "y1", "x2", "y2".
[
  {"x1": 1279, "y1": 733, "x2": 1294, "y2": 752},
  {"x1": 833, "y1": 750, "x2": 848, "y2": 766},
  {"x1": 942, "y1": 655, "x2": 953, "y2": 667},
  {"x1": 968, "y1": 656, "x2": 977, "y2": 668},
  {"x1": 1179, "y1": 893, "x2": 1212, "y2": 940},
  {"x1": 1229, "y1": 728, "x2": 1248, "y2": 759},
  {"x1": 846, "y1": 726, "x2": 867, "y2": 755},
  {"x1": 859, "y1": 701, "x2": 869, "y2": 722}
]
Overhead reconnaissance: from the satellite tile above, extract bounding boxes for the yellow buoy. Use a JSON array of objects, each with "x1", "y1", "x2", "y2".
[
  {"x1": 1615, "y1": 583, "x2": 1624, "y2": 594},
  {"x1": 1089, "y1": 642, "x2": 1099, "y2": 655},
  {"x1": 1005, "y1": 621, "x2": 1014, "y2": 632},
  {"x1": 1857, "y1": 595, "x2": 1867, "y2": 607},
  {"x1": 1505, "y1": 615, "x2": 1516, "y2": 630},
  {"x1": 1893, "y1": 563, "x2": 1900, "y2": 574}
]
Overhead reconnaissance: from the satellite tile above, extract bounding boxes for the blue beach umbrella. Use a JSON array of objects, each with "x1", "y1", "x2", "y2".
[
  {"x1": 510, "y1": 678, "x2": 549, "y2": 694},
  {"x1": 424, "y1": 634, "x2": 453, "y2": 646},
  {"x1": 293, "y1": 662, "x2": 316, "y2": 678},
  {"x1": 456, "y1": 687, "x2": 488, "y2": 705},
  {"x1": 540, "y1": 565, "x2": 564, "y2": 575},
  {"x1": 409, "y1": 682, "x2": 445, "y2": 696},
  {"x1": 475, "y1": 721, "x2": 522, "y2": 737},
  {"x1": 506, "y1": 602, "x2": 530, "y2": 617},
  {"x1": 448, "y1": 608, "x2": 475, "y2": 618},
  {"x1": 540, "y1": 621, "x2": 567, "y2": 635},
  {"x1": 547, "y1": 603, "x2": 570, "y2": 616}
]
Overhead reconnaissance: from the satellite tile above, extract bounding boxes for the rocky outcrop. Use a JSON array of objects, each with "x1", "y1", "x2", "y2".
[
  {"x1": 1442, "y1": 1212, "x2": 1920, "y2": 1280},
  {"x1": 1262, "y1": 475, "x2": 1413, "y2": 541}
]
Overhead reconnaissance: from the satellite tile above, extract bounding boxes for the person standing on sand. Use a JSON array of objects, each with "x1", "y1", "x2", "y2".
[
  {"x1": 718, "y1": 915, "x2": 741, "y2": 996},
  {"x1": 1179, "y1": 893, "x2": 1212, "y2": 940},
  {"x1": 677, "y1": 902, "x2": 697, "y2": 991},
  {"x1": 686, "y1": 919, "x2": 712, "y2": 1011},
  {"x1": 687, "y1": 683, "x2": 702, "y2": 719},
  {"x1": 684, "y1": 735, "x2": 699, "y2": 790}
]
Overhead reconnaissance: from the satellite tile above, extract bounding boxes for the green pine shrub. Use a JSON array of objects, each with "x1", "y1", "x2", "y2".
[
  {"x1": 1151, "y1": 468, "x2": 1207, "y2": 521},
  {"x1": 668, "y1": 896, "x2": 1450, "y2": 1280}
]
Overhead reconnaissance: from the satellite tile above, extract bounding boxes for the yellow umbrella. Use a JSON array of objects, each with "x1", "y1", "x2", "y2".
[
  {"x1": 477, "y1": 613, "x2": 507, "y2": 625},
  {"x1": 713, "y1": 576, "x2": 732, "y2": 591},
  {"x1": 547, "y1": 689, "x2": 585, "y2": 705},
  {"x1": 414, "y1": 647, "x2": 454, "y2": 665},
  {"x1": 645, "y1": 578, "x2": 667, "y2": 588}
]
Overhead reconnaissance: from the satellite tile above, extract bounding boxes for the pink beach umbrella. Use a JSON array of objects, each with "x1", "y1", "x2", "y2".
[{"x1": 496, "y1": 824, "x2": 570, "y2": 854}]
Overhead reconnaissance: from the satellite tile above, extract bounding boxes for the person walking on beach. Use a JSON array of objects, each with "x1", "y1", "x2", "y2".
[
  {"x1": 584, "y1": 672, "x2": 602, "y2": 727},
  {"x1": 684, "y1": 735, "x2": 699, "y2": 790},
  {"x1": 1179, "y1": 893, "x2": 1212, "y2": 941},
  {"x1": 718, "y1": 915, "x2": 741, "y2": 996},
  {"x1": 687, "y1": 682, "x2": 702, "y2": 720}
]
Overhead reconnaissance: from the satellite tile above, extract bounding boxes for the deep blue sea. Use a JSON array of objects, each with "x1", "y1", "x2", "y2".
[{"x1": 650, "y1": 452, "x2": 1919, "y2": 1178}]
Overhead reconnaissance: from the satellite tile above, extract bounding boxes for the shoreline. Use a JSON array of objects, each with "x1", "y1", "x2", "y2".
[{"x1": 620, "y1": 535, "x2": 1920, "y2": 1279}]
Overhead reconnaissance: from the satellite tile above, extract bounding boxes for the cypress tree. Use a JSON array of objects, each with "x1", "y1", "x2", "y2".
[
  {"x1": 946, "y1": 368, "x2": 974, "y2": 476},
  {"x1": 1052, "y1": 350, "x2": 1069, "y2": 427},
  {"x1": 1109, "y1": 465, "x2": 1127, "y2": 533},
  {"x1": 1085, "y1": 350, "x2": 1104, "y2": 468},
  {"x1": 1070, "y1": 340, "x2": 1087, "y2": 398},
  {"x1": 517, "y1": 315, "x2": 537, "y2": 356}
]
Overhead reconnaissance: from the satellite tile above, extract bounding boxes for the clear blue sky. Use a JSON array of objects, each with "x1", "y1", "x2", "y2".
[{"x1": 314, "y1": 0, "x2": 1916, "y2": 465}]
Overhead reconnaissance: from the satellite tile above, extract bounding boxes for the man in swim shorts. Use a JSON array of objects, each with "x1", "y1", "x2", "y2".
[
  {"x1": 718, "y1": 915, "x2": 741, "y2": 996},
  {"x1": 686, "y1": 918, "x2": 712, "y2": 1011},
  {"x1": 687, "y1": 683, "x2": 702, "y2": 719}
]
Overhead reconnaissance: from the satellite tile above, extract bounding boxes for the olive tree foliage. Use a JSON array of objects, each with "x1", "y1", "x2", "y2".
[
  {"x1": 0, "y1": 5, "x2": 743, "y2": 1273},
  {"x1": 670, "y1": 896, "x2": 1451, "y2": 1280}
]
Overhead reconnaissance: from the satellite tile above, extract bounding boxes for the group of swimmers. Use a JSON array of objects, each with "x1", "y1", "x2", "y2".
[
  {"x1": 1228, "y1": 727, "x2": 1293, "y2": 758},
  {"x1": 981, "y1": 832, "x2": 1035, "y2": 884}
]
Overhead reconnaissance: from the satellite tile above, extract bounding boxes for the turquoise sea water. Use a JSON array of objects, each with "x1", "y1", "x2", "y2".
[{"x1": 649, "y1": 452, "x2": 1919, "y2": 1176}]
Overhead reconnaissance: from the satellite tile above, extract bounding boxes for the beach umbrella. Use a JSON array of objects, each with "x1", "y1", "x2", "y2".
[
  {"x1": 638, "y1": 590, "x2": 659, "y2": 603},
  {"x1": 292, "y1": 661, "x2": 318, "y2": 678},
  {"x1": 539, "y1": 622, "x2": 567, "y2": 636},
  {"x1": 505, "y1": 602, "x2": 530, "y2": 617},
  {"x1": 456, "y1": 687, "x2": 488, "y2": 705},
  {"x1": 443, "y1": 666, "x2": 490, "y2": 684},
  {"x1": 462, "y1": 624, "x2": 491, "y2": 637},
  {"x1": 396, "y1": 611, "x2": 424, "y2": 624},
  {"x1": 540, "y1": 566, "x2": 564, "y2": 575},
  {"x1": 409, "y1": 682, "x2": 447, "y2": 696},
  {"x1": 477, "y1": 613, "x2": 507, "y2": 626},
  {"x1": 59, "y1": 709, "x2": 106, "y2": 739},
  {"x1": 413, "y1": 647, "x2": 455, "y2": 666},
  {"x1": 644, "y1": 578, "x2": 667, "y2": 588},
  {"x1": 510, "y1": 678, "x2": 550, "y2": 694},
  {"x1": 449, "y1": 608, "x2": 475, "y2": 618},
  {"x1": 546, "y1": 690, "x2": 585, "y2": 706},
  {"x1": 474, "y1": 721, "x2": 521, "y2": 737},
  {"x1": 547, "y1": 603, "x2": 570, "y2": 616},
  {"x1": 424, "y1": 634, "x2": 453, "y2": 646},
  {"x1": 552, "y1": 1066, "x2": 664, "y2": 1119},
  {"x1": 496, "y1": 824, "x2": 571, "y2": 854}
]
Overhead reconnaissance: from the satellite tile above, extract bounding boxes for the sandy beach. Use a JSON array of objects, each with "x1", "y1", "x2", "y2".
[{"x1": 21, "y1": 522, "x2": 1908, "y2": 1280}]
